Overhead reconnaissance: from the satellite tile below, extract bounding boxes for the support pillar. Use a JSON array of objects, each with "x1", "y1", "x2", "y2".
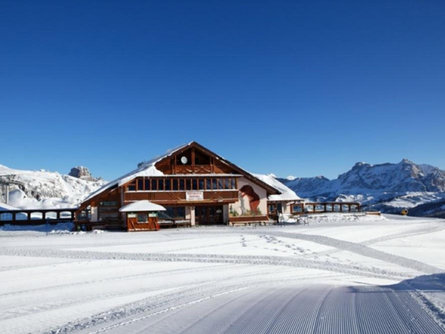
[
  {"x1": 5, "y1": 185, "x2": 9, "y2": 204},
  {"x1": 190, "y1": 206, "x2": 196, "y2": 226}
]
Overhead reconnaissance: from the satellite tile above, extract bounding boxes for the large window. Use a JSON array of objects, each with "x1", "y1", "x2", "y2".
[
  {"x1": 158, "y1": 206, "x2": 185, "y2": 220},
  {"x1": 128, "y1": 177, "x2": 238, "y2": 191}
]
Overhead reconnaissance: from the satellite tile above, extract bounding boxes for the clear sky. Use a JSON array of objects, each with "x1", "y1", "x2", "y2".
[{"x1": 1, "y1": 0, "x2": 444, "y2": 180}]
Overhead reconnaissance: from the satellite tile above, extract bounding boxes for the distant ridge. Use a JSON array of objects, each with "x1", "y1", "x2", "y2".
[{"x1": 280, "y1": 159, "x2": 445, "y2": 217}]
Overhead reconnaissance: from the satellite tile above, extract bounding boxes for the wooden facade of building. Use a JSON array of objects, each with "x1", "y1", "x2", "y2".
[{"x1": 76, "y1": 142, "x2": 280, "y2": 231}]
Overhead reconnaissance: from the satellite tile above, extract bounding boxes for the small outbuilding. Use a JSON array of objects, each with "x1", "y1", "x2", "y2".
[{"x1": 119, "y1": 200, "x2": 166, "y2": 231}]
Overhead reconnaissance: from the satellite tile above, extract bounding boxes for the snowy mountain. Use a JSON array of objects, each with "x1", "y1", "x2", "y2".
[
  {"x1": 0, "y1": 164, "x2": 106, "y2": 210},
  {"x1": 281, "y1": 159, "x2": 445, "y2": 217}
]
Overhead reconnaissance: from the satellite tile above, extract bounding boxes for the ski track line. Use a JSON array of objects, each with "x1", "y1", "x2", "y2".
[
  {"x1": 182, "y1": 287, "x2": 296, "y2": 334},
  {"x1": 221, "y1": 287, "x2": 300, "y2": 334},
  {"x1": 47, "y1": 283, "x2": 241, "y2": 334},
  {"x1": 0, "y1": 247, "x2": 409, "y2": 280},
  {"x1": 230, "y1": 288, "x2": 307, "y2": 334},
  {"x1": 77, "y1": 283, "x2": 260, "y2": 334},
  {"x1": 269, "y1": 286, "x2": 331, "y2": 334},
  {"x1": 313, "y1": 286, "x2": 359, "y2": 334},
  {"x1": 312, "y1": 287, "x2": 336, "y2": 334},
  {"x1": 355, "y1": 286, "x2": 445, "y2": 334},
  {"x1": 0, "y1": 263, "x2": 225, "y2": 299},
  {"x1": 46, "y1": 271, "x2": 288, "y2": 334},
  {"x1": 0, "y1": 269, "x2": 239, "y2": 322},
  {"x1": 130, "y1": 286, "x2": 277, "y2": 334},
  {"x1": 130, "y1": 288, "x2": 252, "y2": 334},
  {"x1": 259, "y1": 231, "x2": 442, "y2": 273},
  {"x1": 362, "y1": 223, "x2": 445, "y2": 246}
]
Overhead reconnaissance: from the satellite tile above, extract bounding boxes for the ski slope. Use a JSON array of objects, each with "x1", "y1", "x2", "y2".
[{"x1": 0, "y1": 214, "x2": 444, "y2": 333}]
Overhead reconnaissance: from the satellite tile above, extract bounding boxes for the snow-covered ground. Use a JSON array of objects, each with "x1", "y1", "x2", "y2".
[{"x1": 0, "y1": 214, "x2": 444, "y2": 333}]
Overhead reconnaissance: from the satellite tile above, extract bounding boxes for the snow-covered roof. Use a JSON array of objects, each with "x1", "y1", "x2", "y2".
[
  {"x1": 82, "y1": 142, "x2": 281, "y2": 204},
  {"x1": 82, "y1": 143, "x2": 191, "y2": 203},
  {"x1": 253, "y1": 173, "x2": 302, "y2": 201},
  {"x1": 119, "y1": 200, "x2": 166, "y2": 212}
]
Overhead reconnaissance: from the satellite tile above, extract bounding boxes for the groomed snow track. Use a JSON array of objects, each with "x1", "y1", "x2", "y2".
[
  {"x1": 55, "y1": 285, "x2": 444, "y2": 334},
  {"x1": 1, "y1": 215, "x2": 444, "y2": 334}
]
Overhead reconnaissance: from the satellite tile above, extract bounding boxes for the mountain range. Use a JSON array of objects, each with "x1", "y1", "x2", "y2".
[{"x1": 280, "y1": 159, "x2": 445, "y2": 218}]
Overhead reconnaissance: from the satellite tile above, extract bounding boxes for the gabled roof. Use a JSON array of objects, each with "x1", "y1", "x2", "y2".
[
  {"x1": 174, "y1": 142, "x2": 279, "y2": 194},
  {"x1": 81, "y1": 141, "x2": 280, "y2": 205},
  {"x1": 253, "y1": 173, "x2": 302, "y2": 201},
  {"x1": 119, "y1": 200, "x2": 166, "y2": 212}
]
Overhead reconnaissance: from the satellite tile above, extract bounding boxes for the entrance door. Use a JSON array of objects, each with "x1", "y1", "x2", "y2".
[{"x1": 195, "y1": 206, "x2": 224, "y2": 225}]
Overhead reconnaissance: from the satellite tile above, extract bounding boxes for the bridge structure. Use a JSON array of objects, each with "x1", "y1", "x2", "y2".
[{"x1": 0, "y1": 208, "x2": 77, "y2": 225}]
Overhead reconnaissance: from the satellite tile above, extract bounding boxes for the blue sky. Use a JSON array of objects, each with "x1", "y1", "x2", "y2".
[{"x1": 1, "y1": 0, "x2": 444, "y2": 180}]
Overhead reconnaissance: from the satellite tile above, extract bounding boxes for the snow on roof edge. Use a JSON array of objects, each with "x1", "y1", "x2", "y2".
[
  {"x1": 252, "y1": 173, "x2": 302, "y2": 201},
  {"x1": 82, "y1": 143, "x2": 191, "y2": 203}
]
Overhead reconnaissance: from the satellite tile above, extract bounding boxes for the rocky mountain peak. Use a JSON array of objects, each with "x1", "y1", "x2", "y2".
[{"x1": 68, "y1": 166, "x2": 96, "y2": 181}]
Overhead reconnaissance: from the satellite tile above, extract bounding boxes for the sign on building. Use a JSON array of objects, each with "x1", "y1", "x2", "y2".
[{"x1": 186, "y1": 191, "x2": 204, "y2": 201}]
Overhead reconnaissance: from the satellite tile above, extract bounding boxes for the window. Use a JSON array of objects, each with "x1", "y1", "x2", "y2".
[
  {"x1": 137, "y1": 178, "x2": 144, "y2": 190},
  {"x1": 158, "y1": 179, "x2": 164, "y2": 190},
  {"x1": 151, "y1": 179, "x2": 158, "y2": 190},
  {"x1": 224, "y1": 179, "x2": 230, "y2": 189},
  {"x1": 137, "y1": 213, "x2": 147, "y2": 223},
  {"x1": 199, "y1": 179, "x2": 204, "y2": 189},
  {"x1": 172, "y1": 179, "x2": 178, "y2": 190},
  {"x1": 292, "y1": 205, "x2": 303, "y2": 213},
  {"x1": 192, "y1": 179, "x2": 198, "y2": 190},
  {"x1": 212, "y1": 179, "x2": 217, "y2": 190},
  {"x1": 145, "y1": 179, "x2": 150, "y2": 190},
  {"x1": 127, "y1": 182, "x2": 136, "y2": 191},
  {"x1": 231, "y1": 178, "x2": 236, "y2": 189},
  {"x1": 158, "y1": 206, "x2": 185, "y2": 220},
  {"x1": 165, "y1": 179, "x2": 171, "y2": 191},
  {"x1": 186, "y1": 179, "x2": 191, "y2": 190},
  {"x1": 205, "y1": 178, "x2": 212, "y2": 190},
  {"x1": 277, "y1": 203, "x2": 282, "y2": 213},
  {"x1": 179, "y1": 179, "x2": 185, "y2": 190},
  {"x1": 269, "y1": 204, "x2": 276, "y2": 213}
]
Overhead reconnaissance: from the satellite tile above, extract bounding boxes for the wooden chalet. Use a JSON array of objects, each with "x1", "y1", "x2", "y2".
[{"x1": 76, "y1": 141, "x2": 282, "y2": 231}]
